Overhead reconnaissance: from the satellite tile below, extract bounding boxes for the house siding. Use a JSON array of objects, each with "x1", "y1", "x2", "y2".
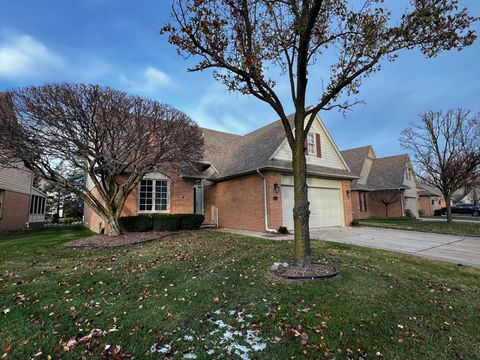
[
  {"x1": 0, "y1": 166, "x2": 32, "y2": 195},
  {"x1": 273, "y1": 117, "x2": 347, "y2": 170},
  {"x1": 0, "y1": 190, "x2": 30, "y2": 231}
]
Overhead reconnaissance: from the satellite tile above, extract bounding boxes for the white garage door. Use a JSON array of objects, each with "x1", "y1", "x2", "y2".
[{"x1": 282, "y1": 185, "x2": 343, "y2": 230}]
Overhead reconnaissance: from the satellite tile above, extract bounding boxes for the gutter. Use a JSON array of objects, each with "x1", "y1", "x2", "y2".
[
  {"x1": 256, "y1": 169, "x2": 277, "y2": 233},
  {"x1": 210, "y1": 166, "x2": 359, "y2": 182}
]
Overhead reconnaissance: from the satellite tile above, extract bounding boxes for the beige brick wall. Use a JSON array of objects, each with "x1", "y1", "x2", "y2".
[{"x1": 0, "y1": 190, "x2": 30, "y2": 232}]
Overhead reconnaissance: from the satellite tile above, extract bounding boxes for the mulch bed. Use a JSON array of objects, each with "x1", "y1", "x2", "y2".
[
  {"x1": 64, "y1": 231, "x2": 176, "y2": 248},
  {"x1": 272, "y1": 262, "x2": 338, "y2": 280}
]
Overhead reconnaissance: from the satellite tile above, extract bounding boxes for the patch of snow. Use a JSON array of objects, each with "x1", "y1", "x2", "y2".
[
  {"x1": 157, "y1": 343, "x2": 172, "y2": 354},
  {"x1": 184, "y1": 335, "x2": 194, "y2": 341},
  {"x1": 183, "y1": 352, "x2": 197, "y2": 359}
]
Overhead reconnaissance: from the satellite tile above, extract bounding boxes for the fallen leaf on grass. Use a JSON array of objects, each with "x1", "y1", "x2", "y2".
[{"x1": 62, "y1": 329, "x2": 106, "y2": 351}]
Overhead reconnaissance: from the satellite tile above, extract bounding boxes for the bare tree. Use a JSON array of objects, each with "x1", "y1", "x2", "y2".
[
  {"x1": 161, "y1": 0, "x2": 477, "y2": 266},
  {"x1": 370, "y1": 190, "x2": 401, "y2": 217},
  {"x1": 400, "y1": 109, "x2": 480, "y2": 223},
  {"x1": 0, "y1": 84, "x2": 204, "y2": 236},
  {"x1": 463, "y1": 177, "x2": 480, "y2": 205}
]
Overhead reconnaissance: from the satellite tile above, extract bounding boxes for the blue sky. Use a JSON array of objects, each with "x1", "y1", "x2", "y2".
[{"x1": 1, "y1": 0, "x2": 479, "y2": 157}]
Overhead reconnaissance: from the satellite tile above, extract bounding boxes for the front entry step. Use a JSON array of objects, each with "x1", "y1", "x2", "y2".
[{"x1": 200, "y1": 222, "x2": 217, "y2": 229}]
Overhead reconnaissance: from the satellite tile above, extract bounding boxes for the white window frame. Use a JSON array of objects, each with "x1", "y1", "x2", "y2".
[
  {"x1": 307, "y1": 133, "x2": 315, "y2": 155},
  {"x1": 137, "y1": 173, "x2": 170, "y2": 214}
]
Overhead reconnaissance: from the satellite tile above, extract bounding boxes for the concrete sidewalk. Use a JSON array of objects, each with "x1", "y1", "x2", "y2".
[{"x1": 214, "y1": 227, "x2": 480, "y2": 268}]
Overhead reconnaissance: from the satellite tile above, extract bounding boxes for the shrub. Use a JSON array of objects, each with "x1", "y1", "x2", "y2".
[
  {"x1": 277, "y1": 226, "x2": 289, "y2": 234},
  {"x1": 351, "y1": 219, "x2": 360, "y2": 226},
  {"x1": 418, "y1": 209, "x2": 426, "y2": 218},
  {"x1": 152, "y1": 214, "x2": 182, "y2": 231},
  {"x1": 119, "y1": 214, "x2": 204, "y2": 232},
  {"x1": 405, "y1": 209, "x2": 416, "y2": 219},
  {"x1": 434, "y1": 209, "x2": 443, "y2": 216},
  {"x1": 119, "y1": 215, "x2": 153, "y2": 232},
  {"x1": 180, "y1": 214, "x2": 204, "y2": 230}
]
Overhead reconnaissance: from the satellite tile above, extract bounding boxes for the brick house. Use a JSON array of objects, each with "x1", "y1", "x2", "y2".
[
  {"x1": 0, "y1": 165, "x2": 47, "y2": 232},
  {"x1": 84, "y1": 113, "x2": 356, "y2": 233},
  {"x1": 340, "y1": 146, "x2": 420, "y2": 219},
  {"x1": 418, "y1": 183, "x2": 446, "y2": 216}
]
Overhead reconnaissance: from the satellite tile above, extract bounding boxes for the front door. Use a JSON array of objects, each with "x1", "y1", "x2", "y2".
[{"x1": 193, "y1": 180, "x2": 203, "y2": 215}]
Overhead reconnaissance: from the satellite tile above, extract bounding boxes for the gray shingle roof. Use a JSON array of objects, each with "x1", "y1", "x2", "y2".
[
  {"x1": 366, "y1": 154, "x2": 410, "y2": 190},
  {"x1": 418, "y1": 182, "x2": 443, "y2": 197},
  {"x1": 202, "y1": 114, "x2": 355, "y2": 181},
  {"x1": 340, "y1": 146, "x2": 372, "y2": 178},
  {"x1": 341, "y1": 146, "x2": 411, "y2": 191}
]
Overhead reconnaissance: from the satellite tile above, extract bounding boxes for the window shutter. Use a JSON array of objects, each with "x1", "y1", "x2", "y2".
[
  {"x1": 315, "y1": 133, "x2": 321, "y2": 157},
  {"x1": 304, "y1": 138, "x2": 308, "y2": 155}
]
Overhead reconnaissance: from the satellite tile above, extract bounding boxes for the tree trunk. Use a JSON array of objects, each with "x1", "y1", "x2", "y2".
[
  {"x1": 445, "y1": 194, "x2": 453, "y2": 224},
  {"x1": 107, "y1": 214, "x2": 122, "y2": 236},
  {"x1": 385, "y1": 204, "x2": 389, "y2": 217},
  {"x1": 292, "y1": 126, "x2": 311, "y2": 267}
]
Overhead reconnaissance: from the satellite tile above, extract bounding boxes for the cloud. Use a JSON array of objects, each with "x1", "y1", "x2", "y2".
[
  {"x1": 0, "y1": 33, "x2": 64, "y2": 79},
  {"x1": 120, "y1": 66, "x2": 174, "y2": 95},
  {"x1": 186, "y1": 81, "x2": 277, "y2": 134}
]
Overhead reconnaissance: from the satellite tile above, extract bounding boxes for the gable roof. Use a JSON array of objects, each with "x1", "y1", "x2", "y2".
[
  {"x1": 340, "y1": 145, "x2": 373, "y2": 178},
  {"x1": 367, "y1": 154, "x2": 411, "y2": 190},
  {"x1": 418, "y1": 182, "x2": 443, "y2": 197},
  {"x1": 341, "y1": 145, "x2": 413, "y2": 191},
  {"x1": 202, "y1": 114, "x2": 355, "y2": 181}
]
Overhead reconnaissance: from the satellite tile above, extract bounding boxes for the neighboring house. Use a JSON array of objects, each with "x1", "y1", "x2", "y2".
[
  {"x1": 84, "y1": 114, "x2": 356, "y2": 233},
  {"x1": 0, "y1": 165, "x2": 47, "y2": 231},
  {"x1": 418, "y1": 183, "x2": 445, "y2": 216},
  {"x1": 452, "y1": 186, "x2": 480, "y2": 205},
  {"x1": 340, "y1": 146, "x2": 420, "y2": 219}
]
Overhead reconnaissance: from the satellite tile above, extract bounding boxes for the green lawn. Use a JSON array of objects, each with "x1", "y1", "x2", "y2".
[
  {"x1": 1, "y1": 226, "x2": 479, "y2": 359},
  {"x1": 358, "y1": 218, "x2": 480, "y2": 237}
]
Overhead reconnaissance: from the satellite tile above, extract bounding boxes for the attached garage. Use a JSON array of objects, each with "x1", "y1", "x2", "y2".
[{"x1": 281, "y1": 176, "x2": 345, "y2": 230}]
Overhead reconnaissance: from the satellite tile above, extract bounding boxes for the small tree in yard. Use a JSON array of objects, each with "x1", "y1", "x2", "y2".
[
  {"x1": 162, "y1": 0, "x2": 477, "y2": 266},
  {"x1": 0, "y1": 84, "x2": 204, "y2": 236},
  {"x1": 370, "y1": 190, "x2": 401, "y2": 217},
  {"x1": 400, "y1": 109, "x2": 480, "y2": 223}
]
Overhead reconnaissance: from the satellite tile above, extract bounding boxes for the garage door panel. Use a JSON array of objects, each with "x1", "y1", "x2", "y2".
[
  {"x1": 282, "y1": 184, "x2": 342, "y2": 230},
  {"x1": 309, "y1": 188, "x2": 342, "y2": 228}
]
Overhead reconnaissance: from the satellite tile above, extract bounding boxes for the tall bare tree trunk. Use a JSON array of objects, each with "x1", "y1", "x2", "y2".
[
  {"x1": 385, "y1": 204, "x2": 389, "y2": 217},
  {"x1": 445, "y1": 194, "x2": 453, "y2": 224},
  {"x1": 292, "y1": 117, "x2": 311, "y2": 267},
  {"x1": 107, "y1": 213, "x2": 122, "y2": 236}
]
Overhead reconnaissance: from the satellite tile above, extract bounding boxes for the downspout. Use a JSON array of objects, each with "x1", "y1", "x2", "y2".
[{"x1": 256, "y1": 169, "x2": 277, "y2": 233}]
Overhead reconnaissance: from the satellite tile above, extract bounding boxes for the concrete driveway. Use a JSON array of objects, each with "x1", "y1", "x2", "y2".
[{"x1": 310, "y1": 227, "x2": 480, "y2": 268}]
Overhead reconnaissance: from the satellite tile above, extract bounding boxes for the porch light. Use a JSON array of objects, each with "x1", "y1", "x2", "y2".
[
  {"x1": 346, "y1": 190, "x2": 352, "y2": 198},
  {"x1": 273, "y1": 183, "x2": 280, "y2": 193}
]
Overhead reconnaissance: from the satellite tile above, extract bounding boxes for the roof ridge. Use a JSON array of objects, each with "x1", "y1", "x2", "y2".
[
  {"x1": 375, "y1": 153, "x2": 409, "y2": 160},
  {"x1": 201, "y1": 127, "x2": 242, "y2": 137},
  {"x1": 340, "y1": 145, "x2": 373, "y2": 153}
]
